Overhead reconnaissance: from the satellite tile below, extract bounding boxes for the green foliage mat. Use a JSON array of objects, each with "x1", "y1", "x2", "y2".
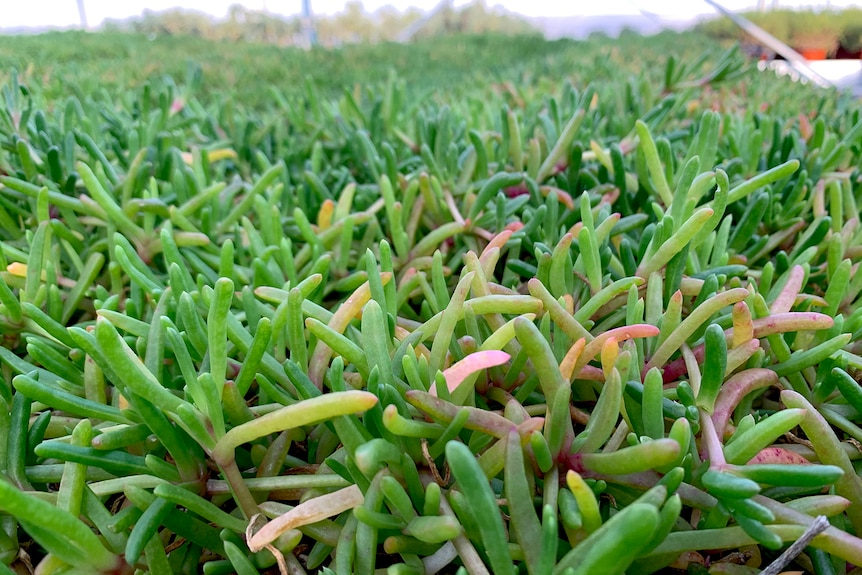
[
  {"x1": 0, "y1": 31, "x2": 565, "y2": 108},
  {"x1": 1, "y1": 30, "x2": 862, "y2": 575}
]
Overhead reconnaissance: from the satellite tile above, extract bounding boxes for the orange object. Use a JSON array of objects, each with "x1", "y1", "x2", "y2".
[{"x1": 800, "y1": 47, "x2": 828, "y2": 60}]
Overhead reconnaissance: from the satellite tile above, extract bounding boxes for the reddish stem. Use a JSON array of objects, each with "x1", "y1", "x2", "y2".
[{"x1": 711, "y1": 368, "x2": 779, "y2": 439}]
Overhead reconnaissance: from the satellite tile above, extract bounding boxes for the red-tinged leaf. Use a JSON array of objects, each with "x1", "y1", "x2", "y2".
[
  {"x1": 770, "y1": 265, "x2": 805, "y2": 314},
  {"x1": 748, "y1": 447, "x2": 811, "y2": 465},
  {"x1": 480, "y1": 229, "x2": 515, "y2": 262},
  {"x1": 574, "y1": 324, "x2": 661, "y2": 377},
  {"x1": 435, "y1": 350, "x2": 511, "y2": 396}
]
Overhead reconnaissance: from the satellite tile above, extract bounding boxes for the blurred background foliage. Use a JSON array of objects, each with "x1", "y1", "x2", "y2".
[
  {"x1": 696, "y1": 7, "x2": 862, "y2": 56},
  {"x1": 99, "y1": 0, "x2": 537, "y2": 47}
]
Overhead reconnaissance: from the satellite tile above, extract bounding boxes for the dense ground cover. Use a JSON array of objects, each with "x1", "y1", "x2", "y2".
[
  {"x1": 0, "y1": 32, "x2": 570, "y2": 108},
  {"x1": 1, "y1": 29, "x2": 862, "y2": 574}
]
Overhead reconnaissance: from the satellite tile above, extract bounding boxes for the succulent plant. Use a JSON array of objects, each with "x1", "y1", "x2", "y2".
[{"x1": 0, "y1": 29, "x2": 861, "y2": 575}]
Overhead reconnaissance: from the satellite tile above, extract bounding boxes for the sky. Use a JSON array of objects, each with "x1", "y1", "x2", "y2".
[{"x1": 3, "y1": 0, "x2": 862, "y2": 30}]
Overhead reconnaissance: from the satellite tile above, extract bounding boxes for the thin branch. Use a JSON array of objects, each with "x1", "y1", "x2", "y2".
[{"x1": 761, "y1": 516, "x2": 830, "y2": 575}]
